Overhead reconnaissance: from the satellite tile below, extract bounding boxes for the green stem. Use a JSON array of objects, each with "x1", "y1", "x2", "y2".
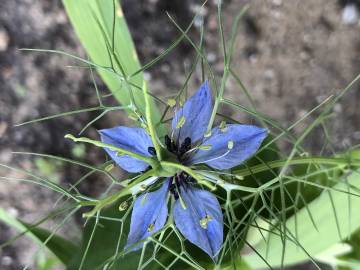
[
  {"x1": 82, "y1": 169, "x2": 156, "y2": 217},
  {"x1": 234, "y1": 157, "x2": 359, "y2": 177},
  {"x1": 65, "y1": 134, "x2": 158, "y2": 168},
  {"x1": 206, "y1": 68, "x2": 230, "y2": 134},
  {"x1": 143, "y1": 81, "x2": 162, "y2": 161}
]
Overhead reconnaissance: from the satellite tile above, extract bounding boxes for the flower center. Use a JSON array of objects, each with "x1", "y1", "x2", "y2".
[
  {"x1": 164, "y1": 135, "x2": 192, "y2": 162},
  {"x1": 168, "y1": 172, "x2": 195, "y2": 200}
]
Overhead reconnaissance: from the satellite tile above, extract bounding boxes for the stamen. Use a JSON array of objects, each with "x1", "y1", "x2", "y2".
[
  {"x1": 198, "y1": 145, "x2": 212, "y2": 151},
  {"x1": 176, "y1": 115, "x2": 186, "y2": 129},
  {"x1": 199, "y1": 215, "x2": 212, "y2": 229},
  {"x1": 227, "y1": 140, "x2": 234, "y2": 150},
  {"x1": 119, "y1": 201, "x2": 128, "y2": 211},
  {"x1": 167, "y1": 98, "x2": 176, "y2": 107},
  {"x1": 197, "y1": 149, "x2": 231, "y2": 164},
  {"x1": 179, "y1": 96, "x2": 185, "y2": 107},
  {"x1": 148, "y1": 146, "x2": 156, "y2": 156},
  {"x1": 140, "y1": 184, "x2": 147, "y2": 191},
  {"x1": 204, "y1": 130, "x2": 212, "y2": 138},
  {"x1": 199, "y1": 218, "x2": 207, "y2": 229},
  {"x1": 220, "y1": 121, "x2": 227, "y2": 132},
  {"x1": 105, "y1": 163, "x2": 114, "y2": 172},
  {"x1": 128, "y1": 112, "x2": 139, "y2": 121},
  {"x1": 179, "y1": 195, "x2": 187, "y2": 210},
  {"x1": 147, "y1": 223, "x2": 155, "y2": 232}
]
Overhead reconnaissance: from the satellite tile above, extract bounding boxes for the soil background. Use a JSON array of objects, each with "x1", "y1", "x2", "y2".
[{"x1": 0, "y1": 0, "x2": 359, "y2": 269}]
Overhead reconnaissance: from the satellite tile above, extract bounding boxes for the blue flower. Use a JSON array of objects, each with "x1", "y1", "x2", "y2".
[{"x1": 99, "y1": 81, "x2": 267, "y2": 259}]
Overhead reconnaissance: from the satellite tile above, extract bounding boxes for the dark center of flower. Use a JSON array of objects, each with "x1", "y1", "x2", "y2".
[
  {"x1": 164, "y1": 135, "x2": 191, "y2": 162},
  {"x1": 169, "y1": 172, "x2": 195, "y2": 199},
  {"x1": 148, "y1": 136, "x2": 195, "y2": 200}
]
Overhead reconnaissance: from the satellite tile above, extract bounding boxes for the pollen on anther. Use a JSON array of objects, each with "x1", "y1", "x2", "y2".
[
  {"x1": 167, "y1": 98, "x2": 176, "y2": 107},
  {"x1": 199, "y1": 218, "x2": 208, "y2": 229},
  {"x1": 227, "y1": 140, "x2": 234, "y2": 150},
  {"x1": 105, "y1": 163, "x2": 114, "y2": 172},
  {"x1": 147, "y1": 223, "x2": 155, "y2": 232},
  {"x1": 199, "y1": 145, "x2": 212, "y2": 151},
  {"x1": 220, "y1": 121, "x2": 227, "y2": 132},
  {"x1": 119, "y1": 201, "x2": 128, "y2": 211},
  {"x1": 204, "y1": 130, "x2": 212, "y2": 138},
  {"x1": 176, "y1": 116, "x2": 186, "y2": 129},
  {"x1": 199, "y1": 215, "x2": 212, "y2": 229}
]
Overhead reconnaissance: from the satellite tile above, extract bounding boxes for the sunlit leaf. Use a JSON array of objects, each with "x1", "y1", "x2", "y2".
[{"x1": 242, "y1": 170, "x2": 360, "y2": 269}]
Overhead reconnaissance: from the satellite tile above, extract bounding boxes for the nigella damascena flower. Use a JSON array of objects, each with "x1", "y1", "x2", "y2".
[{"x1": 99, "y1": 81, "x2": 267, "y2": 259}]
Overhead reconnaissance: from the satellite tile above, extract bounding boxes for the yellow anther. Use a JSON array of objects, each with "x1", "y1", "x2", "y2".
[
  {"x1": 167, "y1": 98, "x2": 177, "y2": 107},
  {"x1": 147, "y1": 223, "x2": 155, "y2": 232},
  {"x1": 199, "y1": 145, "x2": 212, "y2": 151},
  {"x1": 220, "y1": 121, "x2": 227, "y2": 132},
  {"x1": 204, "y1": 131, "x2": 212, "y2": 138},
  {"x1": 200, "y1": 217, "x2": 208, "y2": 229},
  {"x1": 199, "y1": 215, "x2": 212, "y2": 229},
  {"x1": 105, "y1": 163, "x2": 114, "y2": 172},
  {"x1": 119, "y1": 201, "x2": 128, "y2": 211},
  {"x1": 227, "y1": 140, "x2": 234, "y2": 150},
  {"x1": 216, "y1": 179, "x2": 225, "y2": 186},
  {"x1": 179, "y1": 96, "x2": 186, "y2": 107},
  {"x1": 176, "y1": 116, "x2": 186, "y2": 129},
  {"x1": 128, "y1": 112, "x2": 139, "y2": 121}
]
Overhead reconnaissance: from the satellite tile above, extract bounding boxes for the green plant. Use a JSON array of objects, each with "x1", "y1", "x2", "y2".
[{"x1": 1, "y1": 1, "x2": 360, "y2": 269}]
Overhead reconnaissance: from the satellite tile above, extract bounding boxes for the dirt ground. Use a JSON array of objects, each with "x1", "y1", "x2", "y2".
[{"x1": 0, "y1": 0, "x2": 359, "y2": 269}]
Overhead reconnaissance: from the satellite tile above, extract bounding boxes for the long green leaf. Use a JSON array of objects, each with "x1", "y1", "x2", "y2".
[
  {"x1": 0, "y1": 208, "x2": 78, "y2": 265},
  {"x1": 62, "y1": 0, "x2": 163, "y2": 132},
  {"x1": 242, "y1": 170, "x2": 360, "y2": 269}
]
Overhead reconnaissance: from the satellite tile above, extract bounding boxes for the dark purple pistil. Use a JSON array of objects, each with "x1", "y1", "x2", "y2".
[
  {"x1": 164, "y1": 135, "x2": 191, "y2": 162},
  {"x1": 147, "y1": 146, "x2": 156, "y2": 156}
]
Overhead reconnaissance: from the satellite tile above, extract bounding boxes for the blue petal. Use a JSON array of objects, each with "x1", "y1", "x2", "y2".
[
  {"x1": 173, "y1": 186, "x2": 223, "y2": 259},
  {"x1": 126, "y1": 179, "x2": 169, "y2": 250},
  {"x1": 99, "y1": 126, "x2": 153, "y2": 173},
  {"x1": 171, "y1": 81, "x2": 212, "y2": 144},
  {"x1": 188, "y1": 124, "x2": 267, "y2": 170}
]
